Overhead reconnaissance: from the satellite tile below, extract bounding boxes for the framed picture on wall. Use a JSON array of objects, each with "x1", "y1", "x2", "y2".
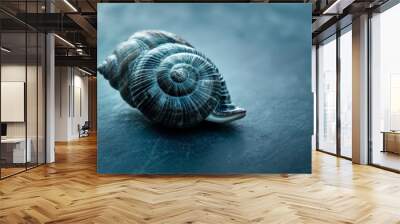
[{"x1": 97, "y1": 3, "x2": 313, "y2": 174}]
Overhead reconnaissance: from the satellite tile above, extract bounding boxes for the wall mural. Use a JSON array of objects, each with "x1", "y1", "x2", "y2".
[{"x1": 97, "y1": 3, "x2": 312, "y2": 174}]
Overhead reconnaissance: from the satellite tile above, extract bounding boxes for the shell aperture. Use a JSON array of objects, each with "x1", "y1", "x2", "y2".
[{"x1": 98, "y1": 30, "x2": 246, "y2": 128}]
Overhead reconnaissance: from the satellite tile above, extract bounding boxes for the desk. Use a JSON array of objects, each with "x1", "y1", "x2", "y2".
[
  {"x1": 382, "y1": 131, "x2": 400, "y2": 154},
  {"x1": 1, "y1": 138, "x2": 31, "y2": 163}
]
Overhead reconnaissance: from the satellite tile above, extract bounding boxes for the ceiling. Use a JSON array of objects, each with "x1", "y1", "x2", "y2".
[{"x1": 0, "y1": 0, "x2": 390, "y2": 73}]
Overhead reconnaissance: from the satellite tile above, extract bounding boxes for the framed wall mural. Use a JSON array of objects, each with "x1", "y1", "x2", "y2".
[{"x1": 97, "y1": 3, "x2": 312, "y2": 174}]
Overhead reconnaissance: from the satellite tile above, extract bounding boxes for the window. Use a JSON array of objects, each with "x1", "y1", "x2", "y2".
[
  {"x1": 317, "y1": 35, "x2": 337, "y2": 154},
  {"x1": 339, "y1": 28, "x2": 352, "y2": 158},
  {"x1": 316, "y1": 26, "x2": 353, "y2": 159},
  {"x1": 370, "y1": 3, "x2": 400, "y2": 171}
]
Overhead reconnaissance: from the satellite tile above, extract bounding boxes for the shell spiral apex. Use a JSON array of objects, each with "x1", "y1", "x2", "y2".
[{"x1": 98, "y1": 30, "x2": 246, "y2": 128}]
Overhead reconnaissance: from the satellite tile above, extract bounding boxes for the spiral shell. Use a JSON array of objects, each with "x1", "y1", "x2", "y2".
[{"x1": 98, "y1": 30, "x2": 245, "y2": 128}]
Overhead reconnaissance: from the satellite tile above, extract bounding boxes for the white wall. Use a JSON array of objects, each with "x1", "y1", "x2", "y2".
[
  {"x1": 1, "y1": 63, "x2": 46, "y2": 164},
  {"x1": 55, "y1": 67, "x2": 89, "y2": 141},
  {"x1": 1, "y1": 65, "x2": 41, "y2": 137},
  {"x1": 72, "y1": 73, "x2": 89, "y2": 138},
  {"x1": 1, "y1": 66, "x2": 26, "y2": 139},
  {"x1": 55, "y1": 66, "x2": 69, "y2": 141}
]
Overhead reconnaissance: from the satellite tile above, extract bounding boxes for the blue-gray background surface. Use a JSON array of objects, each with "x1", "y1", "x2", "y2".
[{"x1": 97, "y1": 3, "x2": 313, "y2": 174}]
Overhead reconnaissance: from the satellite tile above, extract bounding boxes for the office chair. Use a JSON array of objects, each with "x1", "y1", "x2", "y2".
[{"x1": 79, "y1": 121, "x2": 90, "y2": 138}]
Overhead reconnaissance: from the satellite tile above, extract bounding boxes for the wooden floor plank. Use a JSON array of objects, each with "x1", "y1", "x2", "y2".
[{"x1": 1, "y1": 134, "x2": 400, "y2": 223}]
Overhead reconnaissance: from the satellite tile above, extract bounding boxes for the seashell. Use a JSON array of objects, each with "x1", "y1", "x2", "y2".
[{"x1": 98, "y1": 30, "x2": 246, "y2": 128}]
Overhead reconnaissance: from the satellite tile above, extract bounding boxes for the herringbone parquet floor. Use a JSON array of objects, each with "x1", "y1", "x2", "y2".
[{"x1": 1, "y1": 134, "x2": 400, "y2": 224}]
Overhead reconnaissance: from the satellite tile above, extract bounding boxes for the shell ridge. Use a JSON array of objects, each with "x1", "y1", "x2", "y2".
[{"x1": 98, "y1": 30, "x2": 246, "y2": 128}]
